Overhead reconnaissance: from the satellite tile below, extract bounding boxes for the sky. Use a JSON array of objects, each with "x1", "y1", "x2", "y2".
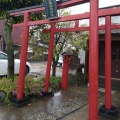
[{"x1": 70, "y1": 0, "x2": 120, "y2": 14}]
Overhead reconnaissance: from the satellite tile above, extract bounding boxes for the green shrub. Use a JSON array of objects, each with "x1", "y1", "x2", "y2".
[
  {"x1": 0, "y1": 76, "x2": 62, "y2": 104},
  {"x1": 50, "y1": 76, "x2": 61, "y2": 90},
  {"x1": 0, "y1": 77, "x2": 17, "y2": 104}
]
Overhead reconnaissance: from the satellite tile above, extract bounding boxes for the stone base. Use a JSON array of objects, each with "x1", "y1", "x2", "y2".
[
  {"x1": 0, "y1": 91, "x2": 6, "y2": 102},
  {"x1": 43, "y1": 91, "x2": 54, "y2": 97},
  {"x1": 99, "y1": 105, "x2": 119, "y2": 120},
  {"x1": 10, "y1": 96, "x2": 31, "y2": 107}
]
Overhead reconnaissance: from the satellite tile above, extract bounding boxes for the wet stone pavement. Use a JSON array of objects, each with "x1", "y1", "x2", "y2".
[
  {"x1": 0, "y1": 86, "x2": 120, "y2": 120},
  {"x1": 0, "y1": 61, "x2": 120, "y2": 120},
  {"x1": 29, "y1": 61, "x2": 76, "y2": 77},
  {"x1": 0, "y1": 87, "x2": 88, "y2": 120}
]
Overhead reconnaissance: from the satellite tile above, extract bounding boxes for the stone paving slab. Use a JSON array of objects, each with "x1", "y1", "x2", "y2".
[
  {"x1": 23, "y1": 111, "x2": 56, "y2": 120},
  {"x1": 23, "y1": 92, "x2": 104, "y2": 120},
  {"x1": 46, "y1": 101, "x2": 80, "y2": 119},
  {"x1": 67, "y1": 94, "x2": 88, "y2": 106},
  {"x1": 98, "y1": 91, "x2": 104, "y2": 98}
]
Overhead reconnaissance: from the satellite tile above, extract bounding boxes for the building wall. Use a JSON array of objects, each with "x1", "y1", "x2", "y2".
[
  {"x1": 0, "y1": 21, "x2": 6, "y2": 52},
  {"x1": 12, "y1": 27, "x2": 22, "y2": 47},
  {"x1": 99, "y1": 34, "x2": 120, "y2": 89},
  {"x1": 0, "y1": 20, "x2": 23, "y2": 52}
]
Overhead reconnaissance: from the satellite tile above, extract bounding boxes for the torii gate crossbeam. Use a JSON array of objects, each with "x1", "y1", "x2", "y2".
[{"x1": 12, "y1": 6, "x2": 120, "y2": 28}]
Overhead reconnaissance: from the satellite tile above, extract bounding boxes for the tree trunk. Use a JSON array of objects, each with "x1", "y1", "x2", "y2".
[
  {"x1": 52, "y1": 56, "x2": 58, "y2": 77},
  {"x1": 4, "y1": 23, "x2": 14, "y2": 80},
  {"x1": 52, "y1": 63, "x2": 56, "y2": 77}
]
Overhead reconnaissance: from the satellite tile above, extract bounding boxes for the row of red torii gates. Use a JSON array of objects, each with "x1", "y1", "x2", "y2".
[{"x1": 9, "y1": 0, "x2": 119, "y2": 119}]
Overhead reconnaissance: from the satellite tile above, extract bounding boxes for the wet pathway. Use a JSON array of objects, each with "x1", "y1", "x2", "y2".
[
  {"x1": 0, "y1": 86, "x2": 119, "y2": 120},
  {"x1": 0, "y1": 87, "x2": 89, "y2": 120}
]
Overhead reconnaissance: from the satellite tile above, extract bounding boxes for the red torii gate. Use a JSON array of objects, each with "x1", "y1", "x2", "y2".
[{"x1": 9, "y1": 0, "x2": 119, "y2": 119}]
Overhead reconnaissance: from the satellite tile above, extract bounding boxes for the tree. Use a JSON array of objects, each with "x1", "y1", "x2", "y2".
[
  {"x1": 29, "y1": 9, "x2": 88, "y2": 76},
  {"x1": 51, "y1": 9, "x2": 88, "y2": 76},
  {"x1": 29, "y1": 25, "x2": 49, "y2": 60},
  {"x1": 4, "y1": 22, "x2": 14, "y2": 79},
  {"x1": 52, "y1": 27, "x2": 88, "y2": 76},
  {"x1": 0, "y1": 0, "x2": 44, "y2": 79}
]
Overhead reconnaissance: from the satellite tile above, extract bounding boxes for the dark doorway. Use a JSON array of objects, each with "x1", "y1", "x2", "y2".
[{"x1": 99, "y1": 40, "x2": 120, "y2": 89}]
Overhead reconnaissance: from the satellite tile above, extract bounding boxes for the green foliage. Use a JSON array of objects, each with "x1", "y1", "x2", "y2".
[
  {"x1": 0, "y1": 76, "x2": 42, "y2": 104},
  {"x1": 29, "y1": 25, "x2": 49, "y2": 60},
  {"x1": 24, "y1": 76, "x2": 44, "y2": 96},
  {"x1": 50, "y1": 76, "x2": 61, "y2": 90},
  {"x1": 29, "y1": 35, "x2": 46, "y2": 60},
  {"x1": 0, "y1": 76, "x2": 18, "y2": 104},
  {"x1": 53, "y1": 10, "x2": 88, "y2": 76},
  {"x1": 0, "y1": 76, "x2": 61, "y2": 104},
  {"x1": 0, "y1": 0, "x2": 44, "y2": 10},
  {"x1": 0, "y1": 0, "x2": 44, "y2": 22}
]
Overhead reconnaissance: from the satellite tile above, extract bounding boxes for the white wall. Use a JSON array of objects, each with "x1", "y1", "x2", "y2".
[{"x1": 79, "y1": 49, "x2": 85, "y2": 73}]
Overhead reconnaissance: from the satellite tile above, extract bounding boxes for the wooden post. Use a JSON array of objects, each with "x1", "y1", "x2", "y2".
[
  {"x1": 17, "y1": 12, "x2": 30, "y2": 99},
  {"x1": 89, "y1": 0, "x2": 98, "y2": 119},
  {"x1": 45, "y1": 23, "x2": 55, "y2": 92},
  {"x1": 105, "y1": 16, "x2": 111, "y2": 109}
]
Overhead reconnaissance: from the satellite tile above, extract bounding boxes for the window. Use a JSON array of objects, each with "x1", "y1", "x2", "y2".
[
  {"x1": 0, "y1": 53, "x2": 7, "y2": 59},
  {"x1": 112, "y1": 54, "x2": 116, "y2": 61}
]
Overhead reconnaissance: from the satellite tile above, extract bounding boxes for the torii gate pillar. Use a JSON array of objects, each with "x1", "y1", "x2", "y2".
[
  {"x1": 45, "y1": 23, "x2": 56, "y2": 93},
  {"x1": 10, "y1": 12, "x2": 31, "y2": 107},
  {"x1": 17, "y1": 12, "x2": 30, "y2": 100},
  {"x1": 89, "y1": 0, "x2": 98, "y2": 120}
]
